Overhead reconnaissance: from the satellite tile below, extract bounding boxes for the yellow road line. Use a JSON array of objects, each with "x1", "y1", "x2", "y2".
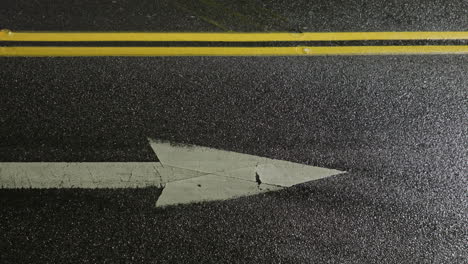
[
  {"x1": 1, "y1": 46, "x2": 467, "y2": 56},
  {"x1": 1, "y1": 30, "x2": 468, "y2": 42}
]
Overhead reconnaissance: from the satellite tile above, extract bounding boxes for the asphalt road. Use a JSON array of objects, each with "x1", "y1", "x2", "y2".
[
  {"x1": 1, "y1": 1, "x2": 468, "y2": 263},
  {"x1": 2, "y1": 0, "x2": 468, "y2": 32},
  {"x1": 1, "y1": 55, "x2": 467, "y2": 263}
]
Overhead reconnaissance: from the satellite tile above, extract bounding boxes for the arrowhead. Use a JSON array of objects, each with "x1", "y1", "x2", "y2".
[{"x1": 149, "y1": 138, "x2": 345, "y2": 207}]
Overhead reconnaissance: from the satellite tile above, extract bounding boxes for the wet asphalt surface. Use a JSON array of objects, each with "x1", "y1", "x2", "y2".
[
  {"x1": 1, "y1": 1, "x2": 468, "y2": 263},
  {"x1": 1, "y1": 0, "x2": 468, "y2": 32}
]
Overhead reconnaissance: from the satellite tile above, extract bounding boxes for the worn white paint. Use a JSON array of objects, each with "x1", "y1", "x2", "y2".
[
  {"x1": 149, "y1": 139, "x2": 260, "y2": 175},
  {"x1": 149, "y1": 139, "x2": 345, "y2": 207},
  {"x1": 255, "y1": 162, "x2": 343, "y2": 187},
  {"x1": 0, "y1": 162, "x2": 203, "y2": 188},
  {"x1": 148, "y1": 139, "x2": 345, "y2": 187},
  {"x1": 0, "y1": 139, "x2": 345, "y2": 207},
  {"x1": 156, "y1": 174, "x2": 282, "y2": 207}
]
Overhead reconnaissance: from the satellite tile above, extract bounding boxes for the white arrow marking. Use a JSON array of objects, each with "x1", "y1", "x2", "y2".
[
  {"x1": 0, "y1": 139, "x2": 345, "y2": 207},
  {"x1": 148, "y1": 139, "x2": 345, "y2": 207}
]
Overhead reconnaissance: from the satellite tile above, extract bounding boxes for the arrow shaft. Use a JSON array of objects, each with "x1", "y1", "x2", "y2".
[{"x1": 0, "y1": 162, "x2": 204, "y2": 188}]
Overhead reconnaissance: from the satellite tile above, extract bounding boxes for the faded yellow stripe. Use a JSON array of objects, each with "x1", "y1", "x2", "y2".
[
  {"x1": 1, "y1": 30, "x2": 468, "y2": 42},
  {"x1": 1, "y1": 46, "x2": 467, "y2": 56}
]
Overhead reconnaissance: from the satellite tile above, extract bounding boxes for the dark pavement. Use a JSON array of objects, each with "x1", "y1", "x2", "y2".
[
  {"x1": 1, "y1": 0, "x2": 468, "y2": 32},
  {"x1": 1, "y1": 55, "x2": 466, "y2": 263},
  {"x1": 1, "y1": 1, "x2": 467, "y2": 263}
]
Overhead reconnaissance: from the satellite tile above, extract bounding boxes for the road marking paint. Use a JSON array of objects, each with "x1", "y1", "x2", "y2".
[
  {"x1": 149, "y1": 139, "x2": 344, "y2": 188},
  {"x1": 150, "y1": 138, "x2": 344, "y2": 206},
  {"x1": 0, "y1": 139, "x2": 345, "y2": 206},
  {"x1": 156, "y1": 174, "x2": 282, "y2": 207},
  {"x1": 2, "y1": 30, "x2": 468, "y2": 42},
  {"x1": 0, "y1": 162, "x2": 204, "y2": 188},
  {"x1": 1, "y1": 45, "x2": 467, "y2": 56},
  {"x1": 0, "y1": 162, "x2": 161, "y2": 188}
]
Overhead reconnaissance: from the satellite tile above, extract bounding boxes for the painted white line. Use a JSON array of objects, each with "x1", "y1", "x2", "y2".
[
  {"x1": 0, "y1": 162, "x2": 204, "y2": 188},
  {"x1": 0, "y1": 139, "x2": 345, "y2": 206}
]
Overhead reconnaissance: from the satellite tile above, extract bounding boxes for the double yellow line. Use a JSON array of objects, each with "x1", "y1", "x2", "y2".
[{"x1": 1, "y1": 30, "x2": 467, "y2": 56}]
